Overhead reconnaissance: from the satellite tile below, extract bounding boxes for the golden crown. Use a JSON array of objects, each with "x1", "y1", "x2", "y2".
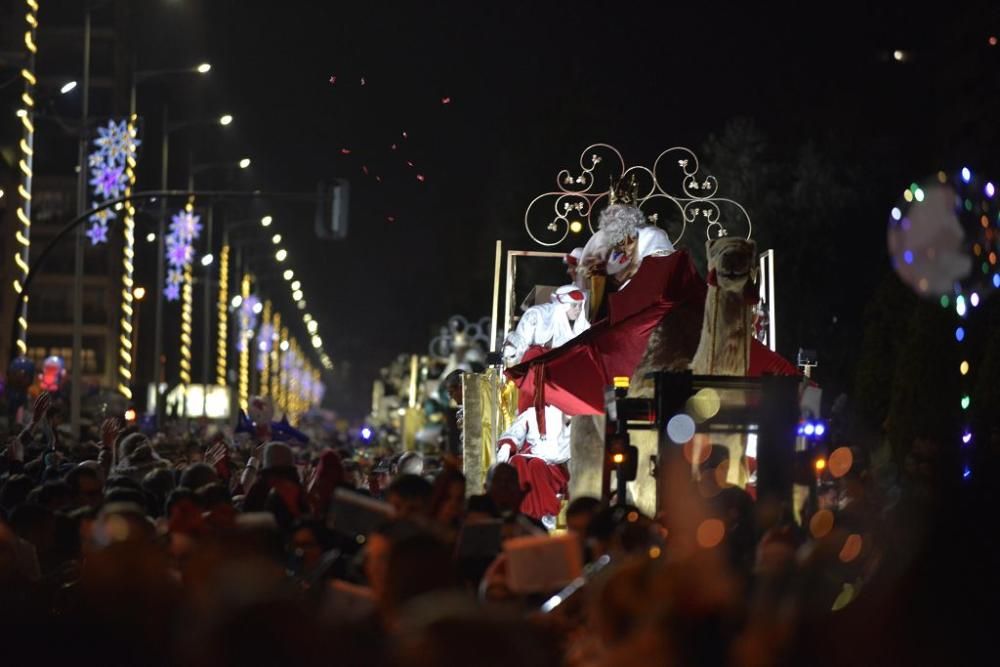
[{"x1": 608, "y1": 172, "x2": 640, "y2": 206}]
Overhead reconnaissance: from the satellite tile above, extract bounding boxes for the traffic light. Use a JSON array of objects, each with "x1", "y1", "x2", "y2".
[
  {"x1": 608, "y1": 433, "x2": 639, "y2": 482},
  {"x1": 315, "y1": 179, "x2": 350, "y2": 240}
]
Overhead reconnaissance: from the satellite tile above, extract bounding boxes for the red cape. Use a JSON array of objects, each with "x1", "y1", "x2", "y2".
[{"x1": 505, "y1": 252, "x2": 798, "y2": 416}]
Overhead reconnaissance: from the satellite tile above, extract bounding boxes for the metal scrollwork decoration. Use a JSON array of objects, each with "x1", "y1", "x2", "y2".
[{"x1": 524, "y1": 144, "x2": 753, "y2": 247}]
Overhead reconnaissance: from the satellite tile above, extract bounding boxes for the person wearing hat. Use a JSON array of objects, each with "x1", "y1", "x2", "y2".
[
  {"x1": 564, "y1": 247, "x2": 584, "y2": 283},
  {"x1": 242, "y1": 442, "x2": 309, "y2": 527},
  {"x1": 577, "y1": 183, "x2": 675, "y2": 293},
  {"x1": 502, "y1": 284, "x2": 590, "y2": 368}
]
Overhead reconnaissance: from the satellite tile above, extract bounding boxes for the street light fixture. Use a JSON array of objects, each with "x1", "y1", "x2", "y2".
[{"x1": 60, "y1": 80, "x2": 77, "y2": 94}]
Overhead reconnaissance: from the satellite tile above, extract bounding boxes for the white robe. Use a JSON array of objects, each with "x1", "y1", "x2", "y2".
[
  {"x1": 502, "y1": 301, "x2": 589, "y2": 367},
  {"x1": 497, "y1": 405, "x2": 571, "y2": 464},
  {"x1": 576, "y1": 225, "x2": 675, "y2": 288}
]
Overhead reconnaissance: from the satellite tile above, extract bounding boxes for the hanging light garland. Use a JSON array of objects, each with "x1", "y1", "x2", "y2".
[
  {"x1": 216, "y1": 243, "x2": 229, "y2": 386},
  {"x1": 236, "y1": 275, "x2": 258, "y2": 412},
  {"x1": 11, "y1": 0, "x2": 40, "y2": 356},
  {"x1": 888, "y1": 166, "x2": 1000, "y2": 482},
  {"x1": 257, "y1": 300, "x2": 273, "y2": 396},
  {"x1": 117, "y1": 115, "x2": 139, "y2": 399}
]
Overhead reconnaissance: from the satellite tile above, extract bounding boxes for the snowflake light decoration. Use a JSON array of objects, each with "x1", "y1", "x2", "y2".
[
  {"x1": 164, "y1": 283, "x2": 181, "y2": 302},
  {"x1": 163, "y1": 207, "x2": 204, "y2": 303},
  {"x1": 85, "y1": 118, "x2": 141, "y2": 245},
  {"x1": 86, "y1": 223, "x2": 109, "y2": 245},
  {"x1": 166, "y1": 239, "x2": 194, "y2": 267},
  {"x1": 90, "y1": 164, "x2": 126, "y2": 199},
  {"x1": 236, "y1": 295, "x2": 261, "y2": 353},
  {"x1": 170, "y1": 210, "x2": 203, "y2": 243}
]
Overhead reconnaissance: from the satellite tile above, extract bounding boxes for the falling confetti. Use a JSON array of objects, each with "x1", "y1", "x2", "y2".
[
  {"x1": 360, "y1": 76, "x2": 366, "y2": 86},
  {"x1": 441, "y1": 96, "x2": 451, "y2": 104},
  {"x1": 406, "y1": 160, "x2": 414, "y2": 167},
  {"x1": 340, "y1": 148, "x2": 352, "y2": 155},
  {"x1": 329, "y1": 75, "x2": 337, "y2": 84},
  {"x1": 375, "y1": 176, "x2": 382, "y2": 183},
  {"x1": 416, "y1": 174, "x2": 426, "y2": 182},
  {"x1": 402, "y1": 131, "x2": 408, "y2": 139},
  {"x1": 361, "y1": 165, "x2": 369, "y2": 175},
  {"x1": 390, "y1": 143, "x2": 398, "y2": 151},
  {"x1": 386, "y1": 215, "x2": 396, "y2": 223}
]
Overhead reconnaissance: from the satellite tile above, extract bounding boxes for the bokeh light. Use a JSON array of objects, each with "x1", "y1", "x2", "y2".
[
  {"x1": 809, "y1": 509, "x2": 835, "y2": 539},
  {"x1": 696, "y1": 518, "x2": 726, "y2": 549},
  {"x1": 888, "y1": 168, "x2": 1000, "y2": 300},
  {"x1": 686, "y1": 388, "x2": 721, "y2": 423},
  {"x1": 828, "y1": 447, "x2": 854, "y2": 479},
  {"x1": 666, "y1": 413, "x2": 696, "y2": 444},
  {"x1": 839, "y1": 534, "x2": 863, "y2": 563}
]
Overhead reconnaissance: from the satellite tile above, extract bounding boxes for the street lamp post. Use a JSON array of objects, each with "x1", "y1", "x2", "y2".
[
  {"x1": 151, "y1": 113, "x2": 232, "y2": 424},
  {"x1": 70, "y1": 8, "x2": 91, "y2": 440}
]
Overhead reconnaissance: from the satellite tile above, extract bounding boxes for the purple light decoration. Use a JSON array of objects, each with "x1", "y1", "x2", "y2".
[
  {"x1": 167, "y1": 239, "x2": 193, "y2": 267},
  {"x1": 955, "y1": 326, "x2": 965, "y2": 342},
  {"x1": 86, "y1": 223, "x2": 109, "y2": 245},
  {"x1": 169, "y1": 210, "x2": 202, "y2": 242},
  {"x1": 903, "y1": 250, "x2": 914, "y2": 264},
  {"x1": 986, "y1": 182, "x2": 996, "y2": 198},
  {"x1": 167, "y1": 269, "x2": 184, "y2": 285},
  {"x1": 961, "y1": 167, "x2": 972, "y2": 183},
  {"x1": 89, "y1": 164, "x2": 126, "y2": 199},
  {"x1": 962, "y1": 432, "x2": 973, "y2": 444},
  {"x1": 85, "y1": 118, "x2": 140, "y2": 246},
  {"x1": 164, "y1": 283, "x2": 181, "y2": 302}
]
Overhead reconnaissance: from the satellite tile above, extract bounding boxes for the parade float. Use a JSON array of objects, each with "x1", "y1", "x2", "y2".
[{"x1": 464, "y1": 144, "x2": 813, "y2": 523}]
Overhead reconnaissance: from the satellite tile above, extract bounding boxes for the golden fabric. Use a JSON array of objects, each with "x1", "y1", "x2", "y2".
[{"x1": 461, "y1": 369, "x2": 519, "y2": 494}]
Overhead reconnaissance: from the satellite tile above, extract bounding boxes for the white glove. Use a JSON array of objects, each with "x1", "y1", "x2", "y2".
[{"x1": 496, "y1": 444, "x2": 512, "y2": 464}]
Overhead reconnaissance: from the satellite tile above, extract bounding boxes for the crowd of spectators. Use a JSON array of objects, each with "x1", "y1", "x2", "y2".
[{"x1": 1, "y1": 398, "x2": 995, "y2": 666}]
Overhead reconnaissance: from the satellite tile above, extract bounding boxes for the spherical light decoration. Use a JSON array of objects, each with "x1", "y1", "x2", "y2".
[{"x1": 887, "y1": 168, "x2": 1000, "y2": 300}]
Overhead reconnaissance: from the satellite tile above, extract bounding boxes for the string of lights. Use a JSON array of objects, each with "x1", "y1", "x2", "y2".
[
  {"x1": 258, "y1": 300, "x2": 272, "y2": 396},
  {"x1": 117, "y1": 114, "x2": 139, "y2": 399},
  {"x1": 216, "y1": 243, "x2": 229, "y2": 386},
  {"x1": 270, "y1": 310, "x2": 281, "y2": 407},
  {"x1": 12, "y1": 0, "x2": 40, "y2": 356},
  {"x1": 266, "y1": 217, "x2": 333, "y2": 372},
  {"x1": 237, "y1": 273, "x2": 251, "y2": 411}
]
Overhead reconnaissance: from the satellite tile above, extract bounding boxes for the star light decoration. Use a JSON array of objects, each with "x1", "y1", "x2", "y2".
[
  {"x1": 162, "y1": 209, "x2": 202, "y2": 302},
  {"x1": 86, "y1": 119, "x2": 140, "y2": 245}
]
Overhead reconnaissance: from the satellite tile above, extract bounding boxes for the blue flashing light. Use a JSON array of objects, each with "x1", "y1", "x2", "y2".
[
  {"x1": 903, "y1": 250, "x2": 914, "y2": 265},
  {"x1": 360, "y1": 426, "x2": 373, "y2": 440},
  {"x1": 804, "y1": 423, "x2": 816, "y2": 436},
  {"x1": 814, "y1": 423, "x2": 826, "y2": 437},
  {"x1": 956, "y1": 327, "x2": 965, "y2": 342},
  {"x1": 961, "y1": 167, "x2": 972, "y2": 183},
  {"x1": 993, "y1": 274, "x2": 1000, "y2": 289},
  {"x1": 963, "y1": 466, "x2": 972, "y2": 480}
]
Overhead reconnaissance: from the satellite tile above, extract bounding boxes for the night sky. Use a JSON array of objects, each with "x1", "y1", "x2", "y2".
[{"x1": 50, "y1": 1, "x2": 1000, "y2": 416}]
